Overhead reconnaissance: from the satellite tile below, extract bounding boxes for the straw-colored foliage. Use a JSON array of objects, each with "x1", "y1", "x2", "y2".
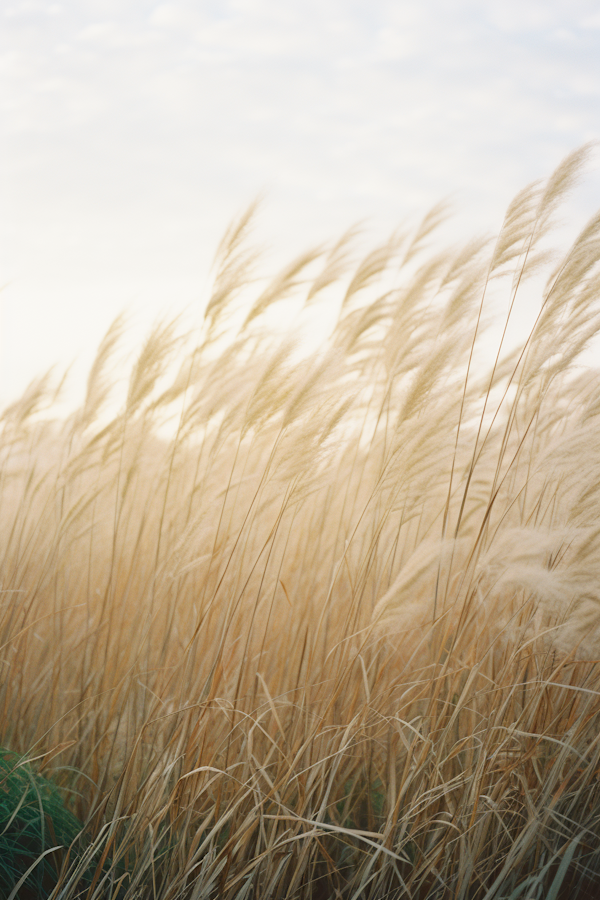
[{"x1": 2, "y1": 148, "x2": 600, "y2": 898}]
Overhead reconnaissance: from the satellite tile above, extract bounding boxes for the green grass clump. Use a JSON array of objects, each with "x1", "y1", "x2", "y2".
[{"x1": 0, "y1": 749, "x2": 83, "y2": 898}]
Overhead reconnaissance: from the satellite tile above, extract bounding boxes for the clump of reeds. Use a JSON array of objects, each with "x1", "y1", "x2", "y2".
[
  {"x1": 1, "y1": 147, "x2": 600, "y2": 898},
  {"x1": 0, "y1": 748, "x2": 84, "y2": 898}
]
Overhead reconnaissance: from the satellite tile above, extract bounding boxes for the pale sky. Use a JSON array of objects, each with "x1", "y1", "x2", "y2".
[{"x1": 2, "y1": 0, "x2": 600, "y2": 406}]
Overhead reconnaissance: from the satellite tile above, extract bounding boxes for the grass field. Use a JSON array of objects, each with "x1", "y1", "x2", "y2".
[{"x1": 2, "y1": 147, "x2": 600, "y2": 898}]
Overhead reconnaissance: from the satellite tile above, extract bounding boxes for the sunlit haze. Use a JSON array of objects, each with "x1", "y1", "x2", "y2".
[{"x1": 2, "y1": 0, "x2": 600, "y2": 406}]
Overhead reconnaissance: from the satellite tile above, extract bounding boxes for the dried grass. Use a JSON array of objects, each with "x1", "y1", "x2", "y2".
[{"x1": 2, "y1": 149, "x2": 600, "y2": 898}]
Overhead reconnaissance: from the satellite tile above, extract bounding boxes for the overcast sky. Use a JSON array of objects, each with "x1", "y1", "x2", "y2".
[{"x1": 2, "y1": 0, "x2": 600, "y2": 406}]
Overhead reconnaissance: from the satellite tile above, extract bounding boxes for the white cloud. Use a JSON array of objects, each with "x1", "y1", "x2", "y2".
[{"x1": 1, "y1": 0, "x2": 599, "y2": 405}]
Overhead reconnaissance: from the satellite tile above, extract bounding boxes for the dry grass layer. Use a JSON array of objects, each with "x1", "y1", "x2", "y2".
[{"x1": 2, "y1": 149, "x2": 600, "y2": 898}]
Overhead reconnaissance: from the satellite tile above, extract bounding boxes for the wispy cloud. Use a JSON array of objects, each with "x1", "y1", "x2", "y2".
[{"x1": 1, "y1": 0, "x2": 599, "y2": 404}]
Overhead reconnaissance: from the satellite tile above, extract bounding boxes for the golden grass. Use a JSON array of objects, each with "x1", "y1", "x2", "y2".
[{"x1": 2, "y1": 147, "x2": 600, "y2": 898}]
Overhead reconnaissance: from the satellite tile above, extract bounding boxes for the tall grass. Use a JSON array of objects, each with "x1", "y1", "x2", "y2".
[{"x1": 2, "y1": 147, "x2": 600, "y2": 898}]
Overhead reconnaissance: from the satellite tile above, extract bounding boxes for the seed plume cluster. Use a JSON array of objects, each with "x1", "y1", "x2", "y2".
[{"x1": 1, "y1": 148, "x2": 600, "y2": 898}]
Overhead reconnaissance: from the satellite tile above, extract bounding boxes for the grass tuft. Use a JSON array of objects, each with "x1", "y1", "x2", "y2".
[{"x1": 0, "y1": 749, "x2": 84, "y2": 897}]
